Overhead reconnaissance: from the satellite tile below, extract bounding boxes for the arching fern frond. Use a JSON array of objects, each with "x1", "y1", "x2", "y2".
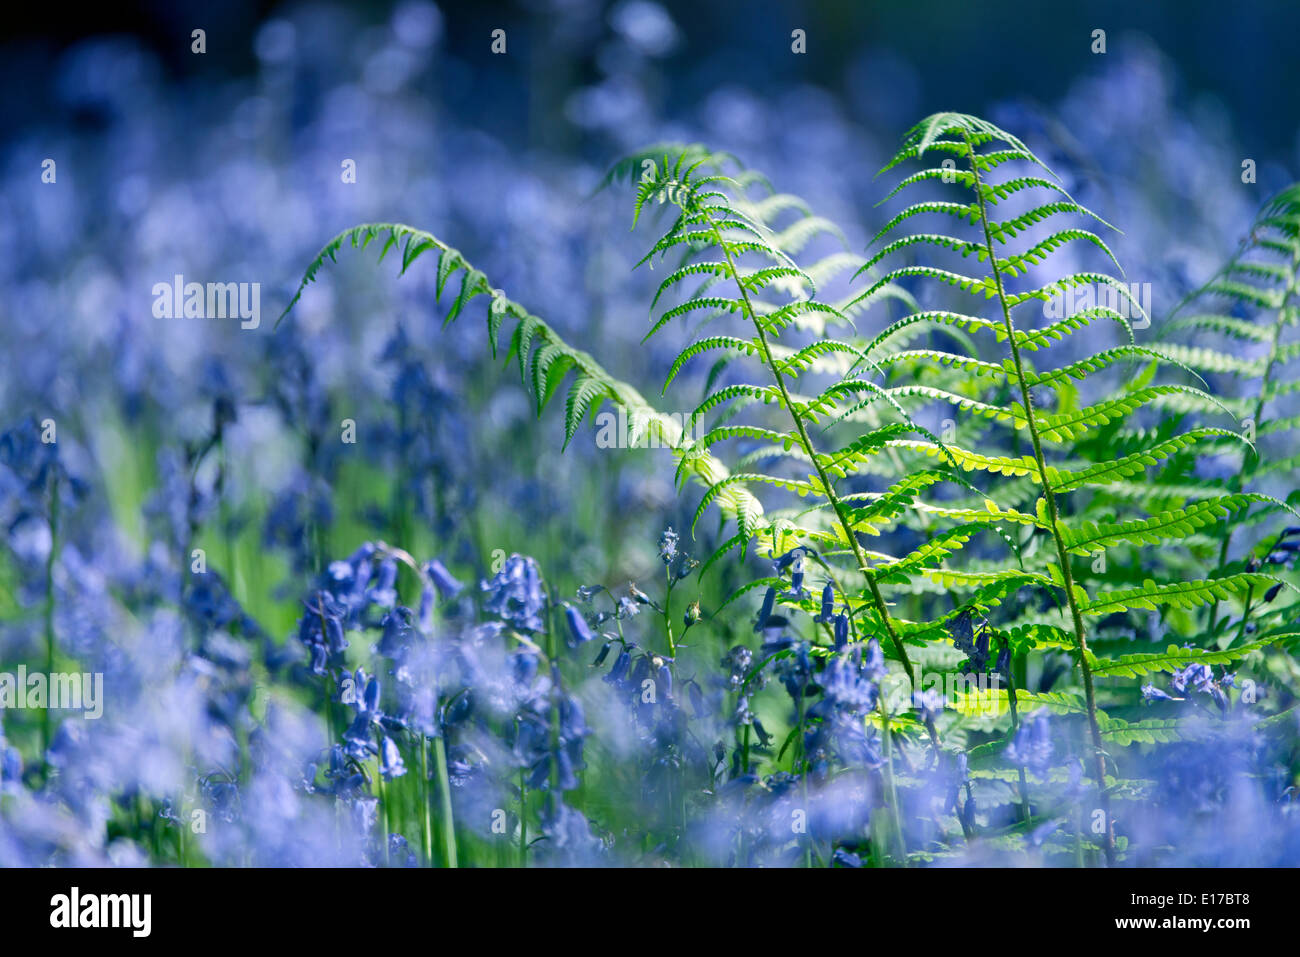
[{"x1": 278, "y1": 222, "x2": 765, "y2": 525}]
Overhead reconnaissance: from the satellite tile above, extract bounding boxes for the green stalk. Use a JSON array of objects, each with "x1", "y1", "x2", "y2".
[
  {"x1": 879, "y1": 705, "x2": 907, "y2": 864},
  {"x1": 376, "y1": 729, "x2": 390, "y2": 866},
  {"x1": 42, "y1": 476, "x2": 60, "y2": 773},
  {"x1": 663, "y1": 565, "x2": 676, "y2": 657},
  {"x1": 419, "y1": 735, "x2": 433, "y2": 865},
  {"x1": 963, "y1": 130, "x2": 1113, "y2": 864},
  {"x1": 795, "y1": 689, "x2": 811, "y2": 868},
  {"x1": 432, "y1": 733, "x2": 458, "y2": 867},
  {"x1": 518, "y1": 765, "x2": 528, "y2": 867}
]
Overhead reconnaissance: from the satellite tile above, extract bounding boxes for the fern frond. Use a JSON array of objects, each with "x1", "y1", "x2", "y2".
[
  {"x1": 281, "y1": 223, "x2": 767, "y2": 529},
  {"x1": 1088, "y1": 634, "x2": 1297, "y2": 679},
  {"x1": 1058, "y1": 494, "x2": 1288, "y2": 554},
  {"x1": 1080, "y1": 574, "x2": 1286, "y2": 616}
]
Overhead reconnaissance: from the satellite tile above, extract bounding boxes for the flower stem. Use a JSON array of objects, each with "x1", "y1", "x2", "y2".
[{"x1": 42, "y1": 476, "x2": 60, "y2": 775}]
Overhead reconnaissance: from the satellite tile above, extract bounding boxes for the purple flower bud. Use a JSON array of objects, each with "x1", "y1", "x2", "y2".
[
  {"x1": 755, "y1": 586, "x2": 776, "y2": 633},
  {"x1": 380, "y1": 736, "x2": 406, "y2": 779},
  {"x1": 605, "y1": 650, "x2": 631, "y2": 685},
  {"x1": 564, "y1": 604, "x2": 595, "y2": 646},
  {"x1": 817, "y1": 582, "x2": 834, "y2": 622},
  {"x1": 425, "y1": 558, "x2": 463, "y2": 598}
]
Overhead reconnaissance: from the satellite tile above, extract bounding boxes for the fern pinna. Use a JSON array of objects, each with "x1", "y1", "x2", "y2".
[
  {"x1": 1156, "y1": 184, "x2": 1300, "y2": 641},
  {"x1": 281, "y1": 115, "x2": 1297, "y2": 866}
]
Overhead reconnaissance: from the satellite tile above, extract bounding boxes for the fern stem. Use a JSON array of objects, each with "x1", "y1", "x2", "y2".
[
  {"x1": 707, "y1": 212, "x2": 919, "y2": 692},
  {"x1": 962, "y1": 131, "x2": 1113, "y2": 865}
]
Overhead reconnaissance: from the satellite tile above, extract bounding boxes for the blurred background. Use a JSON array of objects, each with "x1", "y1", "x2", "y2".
[{"x1": 1, "y1": 0, "x2": 1297, "y2": 866}]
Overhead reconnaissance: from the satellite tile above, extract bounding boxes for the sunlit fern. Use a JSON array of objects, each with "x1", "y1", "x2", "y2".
[
  {"x1": 843, "y1": 113, "x2": 1294, "y2": 862},
  {"x1": 1156, "y1": 183, "x2": 1300, "y2": 640}
]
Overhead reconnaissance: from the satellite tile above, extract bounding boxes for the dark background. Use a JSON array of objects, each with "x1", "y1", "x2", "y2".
[{"x1": 3, "y1": 0, "x2": 1297, "y2": 159}]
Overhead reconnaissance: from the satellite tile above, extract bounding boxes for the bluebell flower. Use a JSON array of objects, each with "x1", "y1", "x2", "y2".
[
  {"x1": 770, "y1": 547, "x2": 805, "y2": 575},
  {"x1": 832, "y1": 613, "x2": 849, "y2": 650},
  {"x1": 770, "y1": 547, "x2": 810, "y2": 598},
  {"x1": 416, "y1": 585, "x2": 436, "y2": 634},
  {"x1": 723, "y1": 645, "x2": 753, "y2": 691},
  {"x1": 1006, "y1": 709, "x2": 1053, "y2": 779},
  {"x1": 605, "y1": 649, "x2": 632, "y2": 686},
  {"x1": 832, "y1": 847, "x2": 863, "y2": 868},
  {"x1": 380, "y1": 736, "x2": 407, "y2": 779},
  {"x1": 480, "y1": 554, "x2": 546, "y2": 632},
  {"x1": 1172, "y1": 662, "x2": 1213, "y2": 695},
  {"x1": 994, "y1": 641, "x2": 1011, "y2": 680},
  {"x1": 657, "y1": 663, "x2": 673, "y2": 698},
  {"x1": 949, "y1": 609, "x2": 975, "y2": 655},
  {"x1": 815, "y1": 582, "x2": 834, "y2": 623},
  {"x1": 425, "y1": 558, "x2": 463, "y2": 599},
  {"x1": 387, "y1": 832, "x2": 418, "y2": 867},
  {"x1": 1142, "y1": 684, "x2": 1175, "y2": 701},
  {"x1": 563, "y1": 603, "x2": 596, "y2": 647},
  {"x1": 377, "y1": 608, "x2": 414, "y2": 660},
  {"x1": 658, "y1": 526, "x2": 679, "y2": 564},
  {"x1": 366, "y1": 558, "x2": 400, "y2": 610},
  {"x1": 862, "y1": 638, "x2": 888, "y2": 684},
  {"x1": 816, "y1": 652, "x2": 880, "y2": 715},
  {"x1": 964, "y1": 627, "x2": 991, "y2": 674},
  {"x1": 912, "y1": 688, "x2": 944, "y2": 724},
  {"x1": 327, "y1": 542, "x2": 377, "y2": 615},
  {"x1": 754, "y1": 586, "x2": 776, "y2": 632},
  {"x1": 296, "y1": 590, "x2": 351, "y2": 674}
]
